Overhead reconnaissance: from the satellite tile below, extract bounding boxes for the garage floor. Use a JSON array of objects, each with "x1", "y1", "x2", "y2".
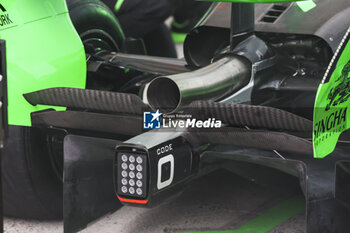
[
  {"x1": 80, "y1": 170, "x2": 306, "y2": 233},
  {"x1": 4, "y1": 169, "x2": 306, "y2": 233}
]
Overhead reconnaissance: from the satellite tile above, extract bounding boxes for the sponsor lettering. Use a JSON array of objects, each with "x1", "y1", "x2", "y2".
[
  {"x1": 314, "y1": 107, "x2": 347, "y2": 139},
  {"x1": 0, "y1": 4, "x2": 13, "y2": 27}
]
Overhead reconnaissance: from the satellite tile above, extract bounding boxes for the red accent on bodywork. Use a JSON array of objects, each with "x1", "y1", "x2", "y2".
[{"x1": 117, "y1": 195, "x2": 148, "y2": 204}]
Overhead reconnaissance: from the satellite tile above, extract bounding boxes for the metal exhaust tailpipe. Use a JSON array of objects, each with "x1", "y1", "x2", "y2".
[{"x1": 144, "y1": 55, "x2": 251, "y2": 113}]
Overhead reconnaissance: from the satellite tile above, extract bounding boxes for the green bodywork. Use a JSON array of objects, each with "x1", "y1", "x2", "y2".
[
  {"x1": 296, "y1": 0, "x2": 316, "y2": 12},
  {"x1": 0, "y1": 0, "x2": 86, "y2": 126},
  {"x1": 313, "y1": 27, "x2": 350, "y2": 158},
  {"x1": 114, "y1": 0, "x2": 125, "y2": 12}
]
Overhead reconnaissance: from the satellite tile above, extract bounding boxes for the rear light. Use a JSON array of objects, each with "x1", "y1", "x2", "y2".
[
  {"x1": 114, "y1": 130, "x2": 195, "y2": 206},
  {"x1": 116, "y1": 151, "x2": 148, "y2": 199}
]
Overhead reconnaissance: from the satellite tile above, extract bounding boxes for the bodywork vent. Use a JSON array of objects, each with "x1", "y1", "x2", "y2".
[{"x1": 259, "y1": 4, "x2": 289, "y2": 23}]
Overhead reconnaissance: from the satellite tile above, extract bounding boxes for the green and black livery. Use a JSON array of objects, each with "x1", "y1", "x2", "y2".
[{"x1": 313, "y1": 26, "x2": 350, "y2": 158}]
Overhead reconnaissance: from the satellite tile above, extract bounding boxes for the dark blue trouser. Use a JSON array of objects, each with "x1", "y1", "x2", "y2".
[{"x1": 101, "y1": 0, "x2": 177, "y2": 58}]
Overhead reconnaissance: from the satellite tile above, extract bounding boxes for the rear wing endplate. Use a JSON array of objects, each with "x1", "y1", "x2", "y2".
[{"x1": 313, "y1": 27, "x2": 350, "y2": 158}]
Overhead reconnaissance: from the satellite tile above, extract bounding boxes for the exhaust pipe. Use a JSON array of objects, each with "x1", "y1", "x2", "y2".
[{"x1": 143, "y1": 55, "x2": 251, "y2": 113}]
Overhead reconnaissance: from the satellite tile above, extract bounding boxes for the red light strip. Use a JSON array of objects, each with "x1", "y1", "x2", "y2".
[{"x1": 117, "y1": 195, "x2": 148, "y2": 204}]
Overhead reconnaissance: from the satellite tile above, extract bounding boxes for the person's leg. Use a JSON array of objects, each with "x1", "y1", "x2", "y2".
[
  {"x1": 100, "y1": 0, "x2": 117, "y2": 10},
  {"x1": 142, "y1": 24, "x2": 177, "y2": 58},
  {"x1": 113, "y1": 0, "x2": 173, "y2": 38},
  {"x1": 101, "y1": 0, "x2": 176, "y2": 57},
  {"x1": 171, "y1": 0, "x2": 212, "y2": 33}
]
